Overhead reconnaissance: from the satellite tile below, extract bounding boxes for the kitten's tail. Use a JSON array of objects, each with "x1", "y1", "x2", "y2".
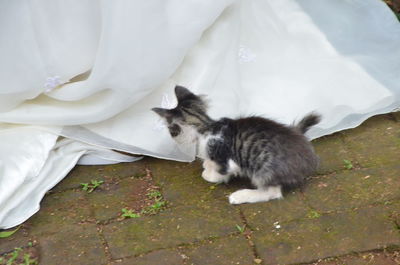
[{"x1": 296, "y1": 113, "x2": 321, "y2": 134}]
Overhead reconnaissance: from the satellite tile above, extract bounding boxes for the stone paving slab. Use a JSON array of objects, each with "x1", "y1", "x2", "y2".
[
  {"x1": 102, "y1": 203, "x2": 241, "y2": 259},
  {"x1": 305, "y1": 249, "x2": 400, "y2": 265},
  {"x1": 51, "y1": 160, "x2": 147, "y2": 192},
  {"x1": 37, "y1": 223, "x2": 107, "y2": 265},
  {"x1": 303, "y1": 165, "x2": 400, "y2": 213},
  {"x1": 148, "y1": 159, "x2": 231, "y2": 207},
  {"x1": 240, "y1": 191, "x2": 312, "y2": 230},
  {"x1": 27, "y1": 190, "x2": 92, "y2": 236},
  {"x1": 332, "y1": 253, "x2": 399, "y2": 265},
  {"x1": 87, "y1": 176, "x2": 152, "y2": 222},
  {"x1": 111, "y1": 249, "x2": 185, "y2": 265},
  {"x1": 181, "y1": 235, "x2": 255, "y2": 265},
  {"x1": 341, "y1": 114, "x2": 400, "y2": 168},
  {"x1": 252, "y1": 204, "x2": 400, "y2": 265},
  {"x1": 312, "y1": 133, "x2": 353, "y2": 175}
]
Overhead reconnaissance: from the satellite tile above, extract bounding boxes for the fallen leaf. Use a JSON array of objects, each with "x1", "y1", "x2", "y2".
[
  {"x1": 318, "y1": 182, "x2": 328, "y2": 188},
  {"x1": 254, "y1": 258, "x2": 262, "y2": 264},
  {"x1": 0, "y1": 226, "x2": 20, "y2": 238}
]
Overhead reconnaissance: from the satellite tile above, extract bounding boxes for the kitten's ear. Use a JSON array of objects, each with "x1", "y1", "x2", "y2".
[
  {"x1": 151, "y1": 107, "x2": 170, "y2": 118},
  {"x1": 175, "y1": 85, "x2": 195, "y2": 102}
]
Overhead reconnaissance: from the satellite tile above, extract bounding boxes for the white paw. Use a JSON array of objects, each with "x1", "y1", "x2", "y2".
[
  {"x1": 229, "y1": 187, "x2": 283, "y2": 204},
  {"x1": 201, "y1": 169, "x2": 214, "y2": 183},
  {"x1": 201, "y1": 169, "x2": 228, "y2": 184},
  {"x1": 229, "y1": 189, "x2": 253, "y2": 204}
]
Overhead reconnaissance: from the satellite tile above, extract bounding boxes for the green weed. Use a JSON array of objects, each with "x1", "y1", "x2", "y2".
[
  {"x1": 121, "y1": 208, "x2": 141, "y2": 219},
  {"x1": 23, "y1": 253, "x2": 38, "y2": 265},
  {"x1": 7, "y1": 247, "x2": 21, "y2": 264},
  {"x1": 141, "y1": 190, "x2": 166, "y2": 215},
  {"x1": 343, "y1": 159, "x2": 353, "y2": 170},
  {"x1": 119, "y1": 189, "x2": 166, "y2": 220},
  {"x1": 81, "y1": 180, "x2": 104, "y2": 193},
  {"x1": 142, "y1": 200, "x2": 166, "y2": 215},
  {"x1": 235, "y1": 224, "x2": 246, "y2": 233},
  {"x1": 147, "y1": 190, "x2": 162, "y2": 199},
  {"x1": 308, "y1": 210, "x2": 321, "y2": 219}
]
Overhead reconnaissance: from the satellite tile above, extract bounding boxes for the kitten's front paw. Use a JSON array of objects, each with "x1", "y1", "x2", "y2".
[
  {"x1": 229, "y1": 188, "x2": 283, "y2": 204},
  {"x1": 229, "y1": 189, "x2": 253, "y2": 204},
  {"x1": 201, "y1": 169, "x2": 214, "y2": 182},
  {"x1": 201, "y1": 169, "x2": 229, "y2": 184}
]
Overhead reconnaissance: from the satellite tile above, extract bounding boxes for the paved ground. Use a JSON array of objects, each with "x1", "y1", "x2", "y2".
[{"x1": 1, "y1": 113, "x2": 400, "y2": 265}]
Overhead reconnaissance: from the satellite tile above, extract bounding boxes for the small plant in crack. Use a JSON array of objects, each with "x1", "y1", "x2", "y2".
[
  {"x1": 120, "y1": 190, "x2": 166, "y2": 219},
  {"x1": 141, "y1": 189, "x2": 166, "y2": 215},
  {"x1": 308, "y1": 210, "x2": 321, "y2": 219},
  {"x1": 8, "y1": 247, "x2": 22, "y2": 264},
  {"x1": 147, "y1": 190, "x2": 162, "y2": 200},
  {"x1": 0, "y1": 246, "x2": 38, "y2": 265},
  {"x1": 80, "y1": 180, "x2": 104, "y2": 193},
  {"x1": 142, "y1": 200, "x2": 166, "y2": 215},
  {"x1": 23, "y1": 253, "x2": 38, "y2": 265},
  {"x1": 121, "y1": 208, "x2": 141, "y2": 219},
  {"x1": 343, "y1": 159, "x2": 354, "y2": 170},
  {"x1": 235, "y1": 224, "x2": 246, "y2": 233}
]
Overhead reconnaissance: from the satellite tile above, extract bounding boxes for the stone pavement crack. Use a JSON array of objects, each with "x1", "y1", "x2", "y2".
[
  {"x1": 238, "y1": 208, "x2": 263, "y2": 265},
  {"x1": 260, "y1": 197, "x2": 400, "y2": 230},
  {"x1": 108, "y1": 232, "x2": 241, "y2": 261},
  {"x1": 290, "y1": 246, "x2": 400, "y2": 265},
  {"x1": 96, "y1": 225, "x2": 113, "y2": 263}
]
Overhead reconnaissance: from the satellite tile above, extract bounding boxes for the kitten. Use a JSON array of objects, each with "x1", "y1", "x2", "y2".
[{"x1": 152, "y1": 86, "x2": 320, "y2": 204}]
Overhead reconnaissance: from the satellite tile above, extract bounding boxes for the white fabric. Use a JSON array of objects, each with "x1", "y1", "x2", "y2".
[
  {"x1": 0, "y1": 129, "x2": 139, "y2": 228},
  {"x1": 0, "y1": 0, "x2": 399, "y2": 228}
]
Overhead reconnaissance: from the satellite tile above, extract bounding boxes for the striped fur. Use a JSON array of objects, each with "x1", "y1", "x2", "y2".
[{"x1": 152, "y1": 86, "x2": 320, "y2": 204}]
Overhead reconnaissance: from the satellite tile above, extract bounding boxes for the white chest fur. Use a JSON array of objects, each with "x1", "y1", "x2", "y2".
[
  {"x1": 172, "y1": 124, "x2": 222, "y2": 160},
  {"x1": 171, "y1": 124, "x2": 198, "y2": 157}
]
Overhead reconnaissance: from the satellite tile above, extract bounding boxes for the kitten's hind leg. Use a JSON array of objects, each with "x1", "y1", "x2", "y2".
[
  {"x1": 201, "y1": 159, "x2": 230, "y2": 183},
  {"x1": 229, "y1": 186, "x2": 282, "y2": 204}
]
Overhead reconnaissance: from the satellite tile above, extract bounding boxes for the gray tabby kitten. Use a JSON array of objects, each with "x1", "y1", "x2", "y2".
[{"x1": 152, "y1": 86, "x2": 320, "y2": 204}]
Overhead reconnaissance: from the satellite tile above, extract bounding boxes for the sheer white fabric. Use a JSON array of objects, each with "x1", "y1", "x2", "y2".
[{"x1": 0, "y1": 0, "x2": 399, "y2": 228}]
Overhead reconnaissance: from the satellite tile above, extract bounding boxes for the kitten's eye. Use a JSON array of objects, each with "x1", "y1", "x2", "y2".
[{"x1": 168, "y1": 124, "x2": 181, "y2": 137}]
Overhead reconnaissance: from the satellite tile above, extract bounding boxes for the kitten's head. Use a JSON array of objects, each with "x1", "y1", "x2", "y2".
[{"x1": 152, "y1": 85, "x2": 209, "y2": 138}]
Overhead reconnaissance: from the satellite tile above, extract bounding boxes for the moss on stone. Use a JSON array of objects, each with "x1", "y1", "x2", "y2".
[
  {"x1": 341, "y1": 114, "x2": 400, "y2": 168},
  {"x1": 28, "y1": 190, "x2": 92, "y2": 236},
  {"x1": 181, "y1": 235, "x2": 255, "y2": 265},
  {"x1": 252, "y1": 205, "x2": 400, "y2": 264},
  {"x1": 312, "y1": 133, "x2": 354, "y2": 175},
  {"x1": 102, "y1": 204, "x2": 241, "y2": 258},
  {"x1": 303, "y1": 166, "x2": 400, "y2": 212}
]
